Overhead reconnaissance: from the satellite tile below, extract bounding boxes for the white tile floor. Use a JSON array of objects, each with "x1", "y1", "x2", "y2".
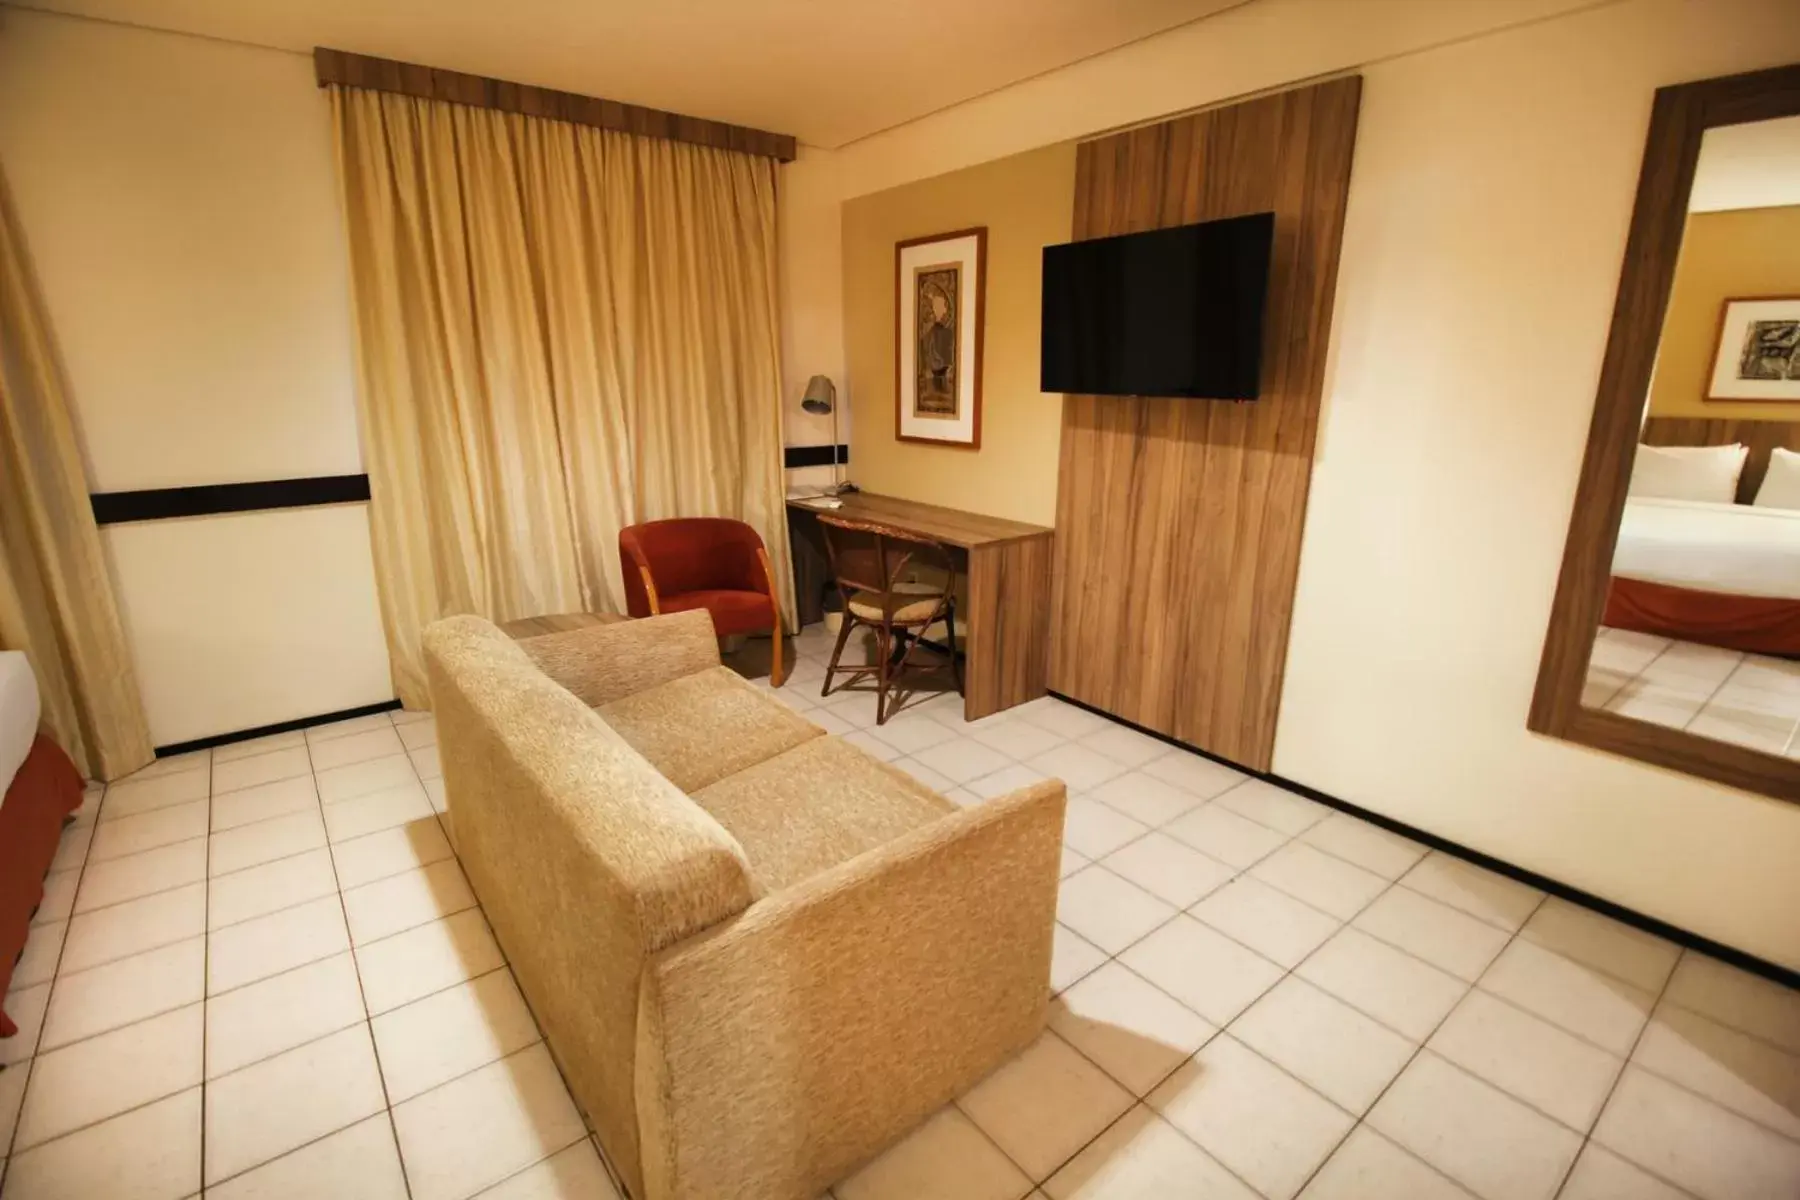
[
  {"x1": 1584, "y1": 626, "x2": 1800, "y2": 756},
  {"x1": 2, "y1": 623, "x2": 1796, "y2": 1200},
  {"x1": 0, "y1": 711, "x2": 615, "y2": 1200}
]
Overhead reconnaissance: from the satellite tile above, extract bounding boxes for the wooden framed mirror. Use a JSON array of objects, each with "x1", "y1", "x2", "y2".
[{"x1": 1531, "y1": 62, "x2": 1800, "y2": 802}]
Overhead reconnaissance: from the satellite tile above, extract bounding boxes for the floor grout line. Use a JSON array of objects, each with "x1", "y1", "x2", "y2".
[
  {"x1": 25, "y1": 949, "x2": 525, "y2": 1159},
  {"x1": 1595, "y1": 630, "x2": 1800, "y2": 752},
  {"x1": 17, "y1": 788, "x2": 1771, "y2": 1200},
  {"x1": 1648, "y1": 992, "x2": 1800, "y2": 1059},
  {"x1": 8, "y1": 690, "x2": 1798, "y2": 1197},
  {"x1": 46, "y1": 844, "x2": 447, "y2": 984},
  {"x1": 199, "y1": 754, "x2": 213, "y2": 1192},
  {"x1": 0, "y1": 719, "x2": 540, "y2": 1199},
  {"x1": 0, "y1": 805, "x2": 89, "y2": 1194},
  {"x1": 1013, "y1": 726, "x2": 1768, "y2": 1197},
  {"x1": 1014, "y1": 812, "x2": 1450, "y2": 1194},
  {"x1": 69, "y1": 792, "x2": 438, "y2": 921},
  {"x1": 305, "y1": 718, "x2": 418, "y2": 1200},
  {"x1": 1062, "y1": 810, "x2": 1699, "y2": 1106},
  {"x1": 1548, "y1": 945, "x2": 1687, "y2": 1200},
  {"x1": 1283, "y1": 888, "x2": 1553, "y2": 1199},
  {"x1": 1460, "y1": 975, "x2": 1641, "y2": 1064},
  {"x1": 197, "y1": 1087, "x2": 387, "y2": 1192},
  {"x1": 463, "y1": 1127, "x2": 598, "y2": 1198},
  {"x1": 835, "y1": 632, "x2": 1800, "y2": 1193},
  {"x1": 2, "y1": 774, "x2": 115, "y2": 1182},
  {"x1": 1080, "y1": 780, "x2": 1785, "y2": 1200},
  {"x1": 6, "y1": 1076, "x2": 204, "y2": 1163}
]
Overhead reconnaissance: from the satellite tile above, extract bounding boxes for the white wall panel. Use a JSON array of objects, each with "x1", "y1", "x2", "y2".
[
  {"x1": 1277, "y1": 0, "x2": 1800, "y2": 969},
  {"x1": 104, "y1": 507, "x2": 392, "y2": 746}
]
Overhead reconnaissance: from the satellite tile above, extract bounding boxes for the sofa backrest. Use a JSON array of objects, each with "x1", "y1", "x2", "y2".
[{"x1": 422, "y1": 614, "x2": 757, "y2": 1199}]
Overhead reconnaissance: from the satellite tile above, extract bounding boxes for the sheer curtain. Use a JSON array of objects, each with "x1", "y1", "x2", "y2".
[
  {"x1": 0, "y1": 167, "x2": 155, "y2": 780},
  {"x1": 328, "y1": 86, "x2": 793, "y2": 707}
]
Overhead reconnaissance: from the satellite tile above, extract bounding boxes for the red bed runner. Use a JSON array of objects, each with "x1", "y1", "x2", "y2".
[
  {"x1": 1, "y1": 735, "x2": 83, "y2": 1038},
  {"x1": 1605, "y1": 576, "x2": 1800, "y2": 658}
]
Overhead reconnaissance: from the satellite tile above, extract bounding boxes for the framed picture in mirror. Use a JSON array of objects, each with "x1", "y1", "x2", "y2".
[
  {"x1": 1530, "y1": 62, "x2": 1800, "y2": 803},
  {"x1": 1709, "y1": 296, "x2": 1800, "y2": 401}
]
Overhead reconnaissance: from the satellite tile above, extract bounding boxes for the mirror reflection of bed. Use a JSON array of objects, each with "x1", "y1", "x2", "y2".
[
  {"x1": 1591, "y1": 429, "x2": 1800, "y2": 752},
  {"x1": 1585, "y1": 425, "x2": 1800, "y2": 751},
  {"x1": 1580, "y1": 114, "x2": 1800, "y2": 756}
]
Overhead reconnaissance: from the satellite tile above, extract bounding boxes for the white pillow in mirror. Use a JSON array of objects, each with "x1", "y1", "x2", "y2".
[
  {"x1": 1627, "y1": 442, "x2": 1747, "y2": 504},
  {"x1": 1754, "y1": 446, "x2": 1800, "y2": 510}
]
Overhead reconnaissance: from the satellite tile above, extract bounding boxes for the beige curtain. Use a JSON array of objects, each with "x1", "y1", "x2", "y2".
[
  {"x1": 0, "y1": 168, "x2": 155, "y2": 781},
  {"x1": 329, "y1": 86, "x2": 794, "y2": 708}
]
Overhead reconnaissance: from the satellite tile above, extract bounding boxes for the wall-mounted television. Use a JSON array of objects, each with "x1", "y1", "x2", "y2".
[{"x1": 1040, "y1": 212, "x2": 1275, "y2": 401}]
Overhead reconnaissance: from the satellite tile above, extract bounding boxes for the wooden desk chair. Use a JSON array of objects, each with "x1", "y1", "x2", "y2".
[
  {"x1": 618, "y1": 518, "x2": 787, "y2": 686},
  {"x1": 816, "y1": 515, "x2": 960, "y2": 724}
]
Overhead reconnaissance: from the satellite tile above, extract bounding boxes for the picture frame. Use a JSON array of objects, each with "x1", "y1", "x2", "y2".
[
  {"x1": 1706, "y1": 295, "x2": 1800, "y2": 402},
  {"x1": 895, "y1": 227, "x2": 986, "y2": 448}
]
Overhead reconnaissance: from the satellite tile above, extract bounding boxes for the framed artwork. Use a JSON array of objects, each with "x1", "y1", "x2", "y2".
[
  {"x1": 1707, "y1": 295, "x2": 1800, "y2": 402},
  {"x1": 895, "y1": 227, "x2": 986, "y2": 448}
]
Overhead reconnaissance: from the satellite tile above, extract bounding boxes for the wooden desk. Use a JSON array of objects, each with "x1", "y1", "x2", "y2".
[{"x1": 786, "y1": 492, "x2": 1053, "y2": 721}]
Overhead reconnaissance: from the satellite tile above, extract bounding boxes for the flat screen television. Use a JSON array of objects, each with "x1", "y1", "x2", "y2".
[{"x1": 1040, "y1": 211, "x2": 1275, "y2": 400}]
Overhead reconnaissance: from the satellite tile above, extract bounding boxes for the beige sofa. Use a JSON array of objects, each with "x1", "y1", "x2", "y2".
[{"x1": 422, "y1": 610, "x2": 1066, "y2": 1200}]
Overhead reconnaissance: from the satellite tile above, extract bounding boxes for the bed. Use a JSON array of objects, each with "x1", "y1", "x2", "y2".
[
  {"x1": 1606, "y1": 415, "x2": 1800, "y2": 657},
  {"x1": 1612, "y1": 420, "x2": 1800, "y2": 662},
  {"x1": 0, "y1": 651, "x2": 84, "y2": 1038}
]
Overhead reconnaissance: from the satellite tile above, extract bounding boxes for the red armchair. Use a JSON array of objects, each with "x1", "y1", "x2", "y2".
[{"x1": 618, "y1": 518, "x2": 787, "y2": 686}]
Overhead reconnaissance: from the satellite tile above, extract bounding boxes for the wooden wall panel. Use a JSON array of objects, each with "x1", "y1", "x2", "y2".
[
  {"x1": 1048, "y1": 77, "x2": 1362, "y2": 770},
  {"x1": 1640, "y1": 416, "x2": 1800, "y2": 504}
]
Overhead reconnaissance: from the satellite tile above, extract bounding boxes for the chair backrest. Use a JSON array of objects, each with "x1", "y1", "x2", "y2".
[
  {"x1": 619, "y1": 518, "x2": 765, "y2": 615},
  {"x1": 816, "y1": 515, "x2": 955, "y2": 611}
]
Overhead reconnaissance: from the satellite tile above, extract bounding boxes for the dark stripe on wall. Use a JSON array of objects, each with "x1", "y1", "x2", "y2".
[
  {"x1": 92, "y1": 474, "x2": 372, "y2": 525},
  {"x1": 783, "y1": 444, "x2": 851, "y2": 470},
  {"x1": 155, "y1": 698, "x2": 402, "y2": 758},
  {"x1": 1046, "y1": 689, "x2": 1800, "y2": 993}
]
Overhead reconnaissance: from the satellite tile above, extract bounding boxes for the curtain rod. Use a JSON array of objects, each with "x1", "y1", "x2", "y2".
[{"x1": 313, "y1": 47, "x2": 798, "y2": 163}]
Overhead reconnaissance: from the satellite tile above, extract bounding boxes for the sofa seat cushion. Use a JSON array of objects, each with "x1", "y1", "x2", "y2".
[
  {"x1": 691, "y1": 737, "x2": 954, "y2": 892},
  {"x1": 596, "y1": 666, "x2": 822, "y2": 793}
]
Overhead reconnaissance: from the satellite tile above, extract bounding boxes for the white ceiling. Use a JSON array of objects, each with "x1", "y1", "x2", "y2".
[
  {"x1": 1690, "y1": 115, "x2": 1800, "y2": 212},
  {"x1": 14, "y1": 0, "x2": 1249, "y2": 148}
]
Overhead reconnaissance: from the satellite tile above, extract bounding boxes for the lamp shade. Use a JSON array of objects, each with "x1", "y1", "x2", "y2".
[{"x1": 801, "y1": 374, "x2": 835, "y2": 414}]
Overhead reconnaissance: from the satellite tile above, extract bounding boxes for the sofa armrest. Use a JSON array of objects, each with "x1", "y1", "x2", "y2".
[
  {"x1": 634, "y1": 780, "x2": 1066, "y2": 1200},
  {"x1": 518, "y1": 609, "x2": 721, "y2": 708}
]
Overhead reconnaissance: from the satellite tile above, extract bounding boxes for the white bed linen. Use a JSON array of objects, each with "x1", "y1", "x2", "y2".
[
  {"x1": 0, "y1": 651, "x2": 42, "y2": 808},
  {"x1": 1612, "y1": 496, "x2": 1800, "y2": 600}
]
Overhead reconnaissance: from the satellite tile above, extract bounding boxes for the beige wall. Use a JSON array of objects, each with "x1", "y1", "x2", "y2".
[
  {"x1": 1274, "y1": 0, "x2": 1800, "y2": 972},
  {"x1": 0, "y1": 9, "x2": 395, "y2": 743},
  {"x1": 841, "y1": 144, "x2": 1075, "y2": 525},
  {"x1": 777, "y1": 144, "x2": 852, "y2": 498},
  {"x1": 789, "y1": 0, "x2": 1800, "y2": 969},
  {"x1": 1647, "y1": 205, "x2": 1800, "y2": 421},
  {"x1": 104, "y1": 508, "x2": 392, "y2": 745},
  {"x1": 776, "y1": 0, "x2": 1606, "y2": 445},
  {"x1": 0, "y1": 9, "x2": 361, "y2": 490}
]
